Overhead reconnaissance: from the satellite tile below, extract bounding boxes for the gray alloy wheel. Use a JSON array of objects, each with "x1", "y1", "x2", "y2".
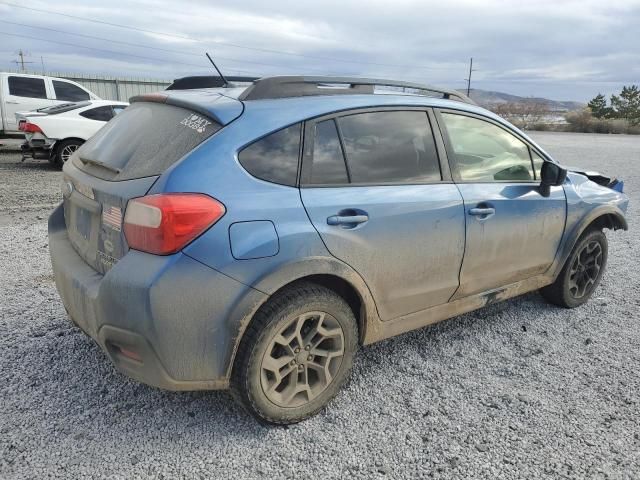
[
  {"x1": 54, "y1": 139, "x2": 84, "y2": 167},
  {"x1": 260, "y1": 311, "x2": 345, "y2": 408},
  {"x1": 231, "y1": 282, "x2": 358, "y2": 425},
  {"x1": 541, "y1": 229, "x2": 608, "y2": 308},
  {"x1": 60, "y1": 144, "x2": 79, "y2": 163},
  {"x1": 568, "y1": 240, "x2": 603, "y2": 299}
]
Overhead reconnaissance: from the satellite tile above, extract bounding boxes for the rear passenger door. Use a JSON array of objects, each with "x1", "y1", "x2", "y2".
[
  {"x1": 300, "y1": 108, "x2": 466, "y2": 321},
  {"x1": 436, "y1": 110, "x2": 566, "y2": 299}
]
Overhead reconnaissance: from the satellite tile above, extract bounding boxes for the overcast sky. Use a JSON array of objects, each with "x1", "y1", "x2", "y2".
[{"x1": 1, "y1": 0, "x2": 638, "y2": 101}]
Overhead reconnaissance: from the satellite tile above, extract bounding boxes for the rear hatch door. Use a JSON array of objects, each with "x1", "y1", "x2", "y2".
[{"x1": 62, "y1": 98, "x2": 232, "y2": 273}]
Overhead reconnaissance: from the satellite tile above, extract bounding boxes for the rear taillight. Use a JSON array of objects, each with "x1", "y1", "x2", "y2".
[
  {"x1": 20, "y1": 122, "x2": 42, "y2": 133},
  {"x1": 123, "y1": 193, "x2": 225, "y2": 255}
]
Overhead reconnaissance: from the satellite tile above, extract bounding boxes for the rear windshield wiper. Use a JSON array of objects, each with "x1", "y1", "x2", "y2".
[{"x1": 79, "y1": 157, "x2": 122, "y2": 174}]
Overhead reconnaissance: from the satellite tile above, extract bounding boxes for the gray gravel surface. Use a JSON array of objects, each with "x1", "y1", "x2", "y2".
[{"x1": 1, "y1": 132, "x2": 639, "y2": 479}]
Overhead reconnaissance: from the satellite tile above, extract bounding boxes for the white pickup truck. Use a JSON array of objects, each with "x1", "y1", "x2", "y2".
[{"x1": 0, "y1": 72, "x2": 100, "y2": 135}]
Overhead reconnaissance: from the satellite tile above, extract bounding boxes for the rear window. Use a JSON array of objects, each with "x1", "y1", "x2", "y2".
[{"x1": 73, "y1": 102, "x2": 221, "y2": 181}]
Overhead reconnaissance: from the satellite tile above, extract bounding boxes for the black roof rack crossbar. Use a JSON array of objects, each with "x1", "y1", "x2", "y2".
[{"x1": 237, "y1": 76, "x2": 476, "y2": 104}]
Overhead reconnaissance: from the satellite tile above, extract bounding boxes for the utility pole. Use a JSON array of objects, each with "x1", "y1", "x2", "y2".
[
  {"x1": 13, "y1": 49, "x2": 34, "y2": 72},
  {"x1": 465, "y1": 57, "x2": 474, "y2": 96}
]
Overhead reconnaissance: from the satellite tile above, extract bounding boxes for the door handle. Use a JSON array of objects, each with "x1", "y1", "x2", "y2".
[
  {"x1": 6, "y1": 101, "x2": 19, "y2": 104},
  {"x1": 327, "y1": 214, "x2": 369, "y2": 226},
  {"x1": 468, "y1": 207, "x2": 495, "y2": 216},
  {"x1": 468, "y1": 207, "x2": 495, "y2": 221}
]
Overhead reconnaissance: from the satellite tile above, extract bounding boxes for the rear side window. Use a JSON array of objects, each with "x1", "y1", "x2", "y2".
[
  {"x1": 8, "y1": 76, "x2": 47, "y2": 99},
  {"x1": 80, "y1": 106, "x2": 113, "y2": 122},
  {"x1": 73, "y1": 102, "x2": 220, "y2": 181},
  {"x1": 338, "y1": 111, "x2": 441, "y2": 184},
  {"x1": 53, "y1": 80, "x2": 90, "y2": 101},
  {"x1": 238, "y1": 123, "x2": 301, "y2": 186},
  {"x1": 309, "y1": 119, "x2": 349, "y2": 184}
]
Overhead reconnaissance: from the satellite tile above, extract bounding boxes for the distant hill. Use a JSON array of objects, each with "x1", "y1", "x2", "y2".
[{"x1": 465, "y1": 89, "x2": 584, "y2": 112}]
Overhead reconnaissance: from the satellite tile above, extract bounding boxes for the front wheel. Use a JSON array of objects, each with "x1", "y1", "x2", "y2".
[
  {"x1": 231, "y1": 282, "x2": 358, "y2": 425},
  {"x1": 541, "y1": 229, "x2": 608, "y2": 308}
]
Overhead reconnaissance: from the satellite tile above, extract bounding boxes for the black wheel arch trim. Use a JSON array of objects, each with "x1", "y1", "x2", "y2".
[
  {"x1": 224, "y1": 256, "x2": 379, "y2": 379},
  {"x1": 549, "y1": 206, "x2": 627, "y2": 281}
]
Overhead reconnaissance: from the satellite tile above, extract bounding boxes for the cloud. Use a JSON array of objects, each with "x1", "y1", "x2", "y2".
[{"x1": 1, "y1": 0, "x2": 638, "y2": 100}]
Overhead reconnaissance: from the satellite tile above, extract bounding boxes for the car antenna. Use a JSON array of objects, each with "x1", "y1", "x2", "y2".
[{"x1": 206, "y1": 52, "x2": 229, "y2": 87}]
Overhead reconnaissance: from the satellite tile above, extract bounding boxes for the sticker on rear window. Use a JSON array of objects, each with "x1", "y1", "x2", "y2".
[{"x1": 180, "y1": 114, "x2": 211, "y2": 134}]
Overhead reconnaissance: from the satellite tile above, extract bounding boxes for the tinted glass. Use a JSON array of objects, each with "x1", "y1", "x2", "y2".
[
  {"x1": 73, "y1": 102, "x2": 220, "y2": 181},
  {"x1": 8, "y1": 76, "x2": 47, "y2": 99},
  {"x1": 531, "y1": 150, "x2": 545, "y2": 180},
  {"x1": 338, "y1": 111, "x2": 441, "y2": 184},
  {"x1": 441, "y1": 113, "x2": 534, "y2": 182},
  {"x1": 112, "y1": 106, "x2": 126, "y2": 115},
  {"x1": 53, "y1": 80, "x2": 90, "y2": 101},
  {"x1": 238, "y1": 124, "x2": 301, "y2": 186},
  {"x1": 80, "y1": 106, "x2": 113, "y2": 122},
  {"x1": 309, "y1": 120, "x2": 348, "y2": 184}
]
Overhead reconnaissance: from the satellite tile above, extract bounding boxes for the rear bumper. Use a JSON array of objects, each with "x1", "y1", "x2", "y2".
[{"x1": 48, "y1": 204, "x2": 267, "y2": 390}]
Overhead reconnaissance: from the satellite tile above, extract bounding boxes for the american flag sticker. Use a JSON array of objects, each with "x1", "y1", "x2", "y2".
[{"x1": 102, "y1": 205, "x2": 122, "y2": 232}]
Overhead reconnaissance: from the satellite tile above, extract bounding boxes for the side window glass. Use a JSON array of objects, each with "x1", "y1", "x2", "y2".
[
  {"x1": 531, "y1": 150, "x2": 545, "y2": 180},
  {"x1": 8, "y1": 76, "x2": 47, "y2": 99},
  {"x1": 309, "y1": 119, "x2": 349, "y2": 184},
  {"x1": 112, "y1": 106, "x2": 126, "y2": 115},
  {"x1": 80, "y1": 106, "x2": 113, "y2": 122},
  {"x1": 238, "y1": 123, "x2": 301, "y2": 186},
  {"x1": 441, "y1": 113, "x2": 534, "y2": 182},
  {"x1": 53, "y1": 80, "x2": 90, "y2": 101},
  {"x1": 338, "y1": 111, "x2": 441, "y2": 184}
]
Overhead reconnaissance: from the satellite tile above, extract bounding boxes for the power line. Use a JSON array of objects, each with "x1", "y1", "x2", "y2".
[
  {"x1": 0, "y1": 31, "x2": 208, "y2": 69},
  {"x1": 0, "y1": 1, "x2": 460, "y2": 71},
  {"x1": 0, "y1": 21, "x2": 364, "y2": 75}
]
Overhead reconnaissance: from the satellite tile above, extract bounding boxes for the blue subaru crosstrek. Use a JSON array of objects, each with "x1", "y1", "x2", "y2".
[{"x1": 48, "y1": 76, "x2": 628, "y2": 424}]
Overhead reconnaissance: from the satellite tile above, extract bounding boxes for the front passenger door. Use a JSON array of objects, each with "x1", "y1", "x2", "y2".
[{"x1": 437, "y1": 111, "x2": 566, "y2": 299}]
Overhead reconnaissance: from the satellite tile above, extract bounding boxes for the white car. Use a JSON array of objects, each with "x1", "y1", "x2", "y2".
[
  {"x1": 16, "y1": 100, "x2": 128, "y2": 167},
  {"x1": 0, "y1": 72, "x2": 100, "y2": 134}
]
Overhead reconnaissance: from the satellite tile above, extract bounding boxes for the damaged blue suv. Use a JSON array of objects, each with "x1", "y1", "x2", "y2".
[{"x1": 48, "y1": 76, "x2": 628, "y2": 424}]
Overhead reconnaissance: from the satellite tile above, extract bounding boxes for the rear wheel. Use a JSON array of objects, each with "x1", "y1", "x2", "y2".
[
  {"x1": 541, "y1": 229, "x2": 608, "y2": 308},
  {"x1": 54, "y1": 139, "x2": 83, "y2": 167},
  {"x1": 231, "y1": 282, "x2": 358, "y2": 425}
]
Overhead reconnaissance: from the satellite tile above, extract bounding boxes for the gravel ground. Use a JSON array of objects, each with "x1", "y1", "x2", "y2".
[{"x1": 0, "y1": 132, "x2": 639, "y2": 479}]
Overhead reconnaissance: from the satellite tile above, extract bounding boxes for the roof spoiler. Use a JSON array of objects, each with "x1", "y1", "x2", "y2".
[
  {"x1": 238, "y1": 75, "x2": 476, "y2": 104},
  {"x1": 166, "y1": 75, "x2": 259, "y2": 90}
]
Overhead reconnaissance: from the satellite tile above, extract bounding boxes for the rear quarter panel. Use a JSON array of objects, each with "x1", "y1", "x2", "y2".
[{"x1": 150, "y1": 111, "x2": 341, "y2": 293}]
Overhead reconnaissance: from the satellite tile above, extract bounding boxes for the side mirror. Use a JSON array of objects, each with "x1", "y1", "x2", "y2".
[{"x1": 540, "y1": 162, "x2": 567, "y2": 187}]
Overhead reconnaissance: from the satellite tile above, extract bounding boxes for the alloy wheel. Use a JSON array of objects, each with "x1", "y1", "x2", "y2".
[
  {"x1": 260, "y1": 311, "x2": 345, "y2": 408},
  {"x1": 568, "y1": 240, "x2": 603, "y2": 299},
  {"x1": 60, "y1": 144, "x2": 79, "y2": 163}
]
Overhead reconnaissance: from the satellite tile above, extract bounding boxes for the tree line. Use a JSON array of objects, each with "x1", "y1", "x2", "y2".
[{"x1": 587, "y1": 86, "x2": 640, "y2": 125}]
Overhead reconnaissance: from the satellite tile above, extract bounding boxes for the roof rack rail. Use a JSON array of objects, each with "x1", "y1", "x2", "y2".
[{"x1": 238, "y1": 76, "x2": 476, "y2": 104}]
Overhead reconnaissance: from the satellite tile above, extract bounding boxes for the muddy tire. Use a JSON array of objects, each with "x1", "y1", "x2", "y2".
[
  {"x1": 231, "y1": 282, "x2": 358, "y2": 425},
  {"x1": 541, "y1": 229, "x2": 608, "y2": 308}
]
